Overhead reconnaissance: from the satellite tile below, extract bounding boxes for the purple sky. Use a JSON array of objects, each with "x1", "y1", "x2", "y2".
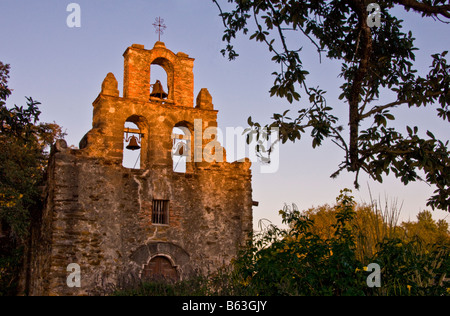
[{"x1": 1, "y1": 0, "x2": 449, "y2": 228}]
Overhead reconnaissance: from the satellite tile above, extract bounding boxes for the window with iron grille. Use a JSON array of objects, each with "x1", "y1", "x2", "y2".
[{"x1": 152, "y1": 200, "x2": 169, "y2": 225}]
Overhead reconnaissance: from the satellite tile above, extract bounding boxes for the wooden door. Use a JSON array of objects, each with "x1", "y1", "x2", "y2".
[{"x1": 142, "y1": 256, "x2": 178, "y2": 282}]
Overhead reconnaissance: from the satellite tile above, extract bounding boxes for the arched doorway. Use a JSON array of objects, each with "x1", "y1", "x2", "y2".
[{"x1": 142, "y1": 256, "x2": 178, "y2": 283}]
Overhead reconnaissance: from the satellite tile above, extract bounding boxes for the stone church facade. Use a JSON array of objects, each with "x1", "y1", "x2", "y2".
[{"x1": 23, "y1": 42, "x2": 253, "y2": 295}]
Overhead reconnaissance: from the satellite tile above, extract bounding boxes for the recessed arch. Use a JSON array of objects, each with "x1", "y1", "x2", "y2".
[
  {"x1": 130, "y1": 242, "x2": 194, "y2": 282},
  {"x1": 125, "y1": 114, "x2": 148, "y2": 131},
  {"x1": 141, "y1": 255, "x2": 179, "y2": 283},
  {"x1": 151, "y1": 57, "x2": 174, "y2": 74},
  {"x1": 174, "y1": 120, "x2": 194, "y2": 131}
]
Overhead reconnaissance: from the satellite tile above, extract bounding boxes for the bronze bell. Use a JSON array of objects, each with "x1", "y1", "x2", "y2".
[
  {"x1": 126, "y1": 136, "x2": 141, "y2": 151},
  {"x1": 150, "y1": 80, "x2": 168, "y2": 99},
  {"x1": 174, "y1": 142, "x2": 187, "y2": 156}
]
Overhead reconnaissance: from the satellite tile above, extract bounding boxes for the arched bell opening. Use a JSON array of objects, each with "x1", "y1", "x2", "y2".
[
  {"x1": 172, "y1": 127, "x2": 187, "y2": 173},
  {"x1": 172, "y1": 121, "x2": 193, "y2": 174},
  {"x1": 150, "y1": 57, "x2": 173, "y2": 101},
  {"x1": 122, "y1": 115, "x2": 148, "y2": 170},
  {"x1": 150, "y1": 65, "x2": 168, "y2": 100}
]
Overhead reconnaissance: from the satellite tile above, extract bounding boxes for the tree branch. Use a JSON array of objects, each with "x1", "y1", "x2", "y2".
[
  {"x1": 212, "y1": 0, "x2": 228, "y2": 28},
  {"x1": 347, "y1": 0, "x2": 373, "y2": 171},
  {"x1": 394, "y1": 0, "x2": 450, "y2": 19},
  {"x1": 361, "y1": 90, "x2": 445, "y2": 119},
  {"x1": 298, "y1": 26, "x2": 323, "y2": 63},
  {"x1": 266, "y1": 2, "x2": 291, "y2": 57},
  {"x1": 361, "y1": 99, "x2": 411, "y2": 119},
  {"x1": 330, "y1": 126, "x2": 349, "y2": 159}
]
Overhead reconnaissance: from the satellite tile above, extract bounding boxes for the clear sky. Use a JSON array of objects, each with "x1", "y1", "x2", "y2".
[{"x1": 1, "y1": 0, "x2": 449, "y2": 229}]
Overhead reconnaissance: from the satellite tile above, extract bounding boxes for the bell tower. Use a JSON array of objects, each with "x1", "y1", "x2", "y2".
[
  {"x1": 79, "y1": 41, "x2": 223, "y2": 171},
  {"x1": 123, "y1": 42, "x2": 194, "y2": 105},
  {"x1": 25, "y1": 42, "x2": 254, "y2": 296}
]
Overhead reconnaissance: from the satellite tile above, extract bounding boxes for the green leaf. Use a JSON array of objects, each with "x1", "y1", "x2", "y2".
[{"x1": 426, "y1": 130, "x2": 436, "y2": 139}]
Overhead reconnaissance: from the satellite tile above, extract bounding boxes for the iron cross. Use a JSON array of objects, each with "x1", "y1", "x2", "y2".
[{"x1": 153, "y1": 17, "x2": 167, "y2": 42}]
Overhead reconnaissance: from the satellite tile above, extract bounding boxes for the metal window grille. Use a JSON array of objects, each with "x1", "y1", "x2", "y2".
[{"x1": 152, "y1": 200, "x2": 169, "y2": 225}]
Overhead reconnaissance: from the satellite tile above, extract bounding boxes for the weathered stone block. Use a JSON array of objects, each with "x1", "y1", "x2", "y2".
[
  {"x1": 101, "y1": 73, "x2": 120, "y2": 97},
  {"x1": 196, "y1": 88, "x2": 214, "y2": 110}
]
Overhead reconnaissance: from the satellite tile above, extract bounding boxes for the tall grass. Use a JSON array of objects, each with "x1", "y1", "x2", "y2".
[{"x1": 353, "y1": 188, "x2": 404, "y2": 263}]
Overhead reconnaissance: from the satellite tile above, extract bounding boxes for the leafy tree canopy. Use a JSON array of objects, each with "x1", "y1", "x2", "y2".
[
  {"x1": 0, "y1": 61, "x2": 64, "y2": 242},
  {"x1": 213, "y1": 0, "x2": 450, "y2": 211}
]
